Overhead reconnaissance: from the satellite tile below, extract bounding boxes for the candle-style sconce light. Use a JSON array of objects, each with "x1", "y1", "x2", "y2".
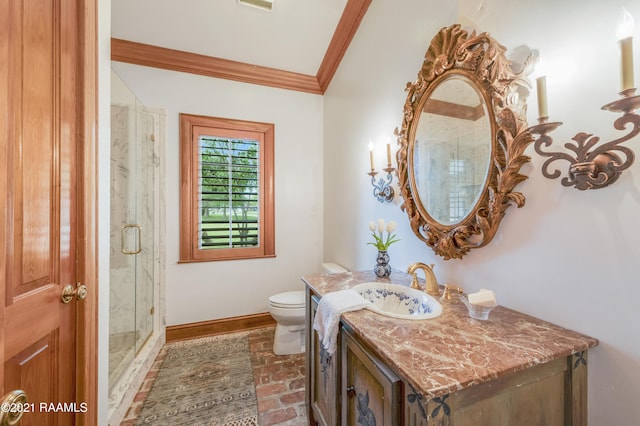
[
  {"x1": 529, "y1": 9, "x2": 640, "y2": 190},
  {"x1": 367, "y1": 140, "x2": 396, "y2": 203}
]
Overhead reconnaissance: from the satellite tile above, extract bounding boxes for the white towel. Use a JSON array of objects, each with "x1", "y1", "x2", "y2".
[{"x1": 312, "y1": 289, "x2": 371, "y2": 355}]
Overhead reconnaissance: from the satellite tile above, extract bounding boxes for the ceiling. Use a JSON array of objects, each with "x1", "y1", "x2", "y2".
[{"x1": 111, "y1": 0, "x2": 350, "y2": 77}]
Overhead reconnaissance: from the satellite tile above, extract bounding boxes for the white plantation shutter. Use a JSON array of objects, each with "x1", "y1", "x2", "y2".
[{"x1": 198, "y1": 136, "x2": 260, "y2": 249}]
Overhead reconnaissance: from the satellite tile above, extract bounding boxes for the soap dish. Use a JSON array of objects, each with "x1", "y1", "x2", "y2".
[{"x1": 459, "y1": 295, "x2": 496, "y2": 321}]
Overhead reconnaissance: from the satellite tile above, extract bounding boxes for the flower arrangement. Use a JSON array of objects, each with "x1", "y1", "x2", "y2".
[{"x1": 367, "y1": 219, "x2": 400, "y2": 251}]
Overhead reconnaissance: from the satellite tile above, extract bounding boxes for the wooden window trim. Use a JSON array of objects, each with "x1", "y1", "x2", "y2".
[{"x1": 179, "y1": 113, "x2": 275, "y2": 262}]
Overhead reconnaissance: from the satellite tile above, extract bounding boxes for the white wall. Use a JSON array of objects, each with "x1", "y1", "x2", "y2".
[
  {"x1": 110, "y1": 63, "x2": 325, "y2": 326},
  {"x1": 324, "y1": 0, "x2": 640, "y2": 423},
  {"x1": 98, "y1": 0, "x2": 111, "y2": 424}
]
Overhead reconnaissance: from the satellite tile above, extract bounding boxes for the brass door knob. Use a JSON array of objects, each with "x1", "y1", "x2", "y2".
[
  {"x1": 0, "y1": 390, "x2": 27, "y2": 426},
  {"x1": 61, "y1": 283, "x2": 88, "y2": 304}
]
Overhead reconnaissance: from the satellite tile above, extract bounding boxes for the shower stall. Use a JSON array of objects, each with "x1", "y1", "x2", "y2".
[{"x1": 108, "y1": 68, "x2": 165, "y2": 423}]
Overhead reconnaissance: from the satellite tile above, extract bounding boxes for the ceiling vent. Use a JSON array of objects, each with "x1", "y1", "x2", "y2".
[{"x1": 238, "y1": 0, "x2": 273, "y2": 12}]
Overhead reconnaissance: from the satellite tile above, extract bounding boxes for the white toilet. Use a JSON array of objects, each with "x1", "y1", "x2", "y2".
[{"x1": 268, "y1": 262, "x2": 348, "y2": 355}]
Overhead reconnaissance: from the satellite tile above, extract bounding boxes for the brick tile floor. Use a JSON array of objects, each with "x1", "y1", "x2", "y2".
[
  {"x1": 248, "y1": 327, "x2": 307, "y2": 426},
  {"x1": 120, "y1": 326, "x2": 308, "y2": 425}
]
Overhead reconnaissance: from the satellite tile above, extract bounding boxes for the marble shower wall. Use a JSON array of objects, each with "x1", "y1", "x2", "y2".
[
  {"x1": 110, "y1": 104, "x2": 136, "y2": 339},
  {"x1": 108, "y1": 68, "x2": 168, "y2": 425},
  {"x1": 109, "y1": 102, "x2": 156, "y2": 356}
]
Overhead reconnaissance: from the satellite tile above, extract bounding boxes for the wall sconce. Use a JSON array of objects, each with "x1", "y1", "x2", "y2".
[
  {"x1": 529, "y1": 9, "x2": 640, "y2": 190},
  {"x1": 367, "y1": 140, "x2": 395, "y2": 203}
]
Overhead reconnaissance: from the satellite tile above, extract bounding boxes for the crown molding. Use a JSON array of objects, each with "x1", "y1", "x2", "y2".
[
  {"x1": 111, "y1": 38, "x2": 323, "y2": 94},
  {"x1": 111, "y1": 0, "x2": 371, "y2": 94},
  {"x1": 317, "y1": 0, "x2": 371, "y2": 92}
]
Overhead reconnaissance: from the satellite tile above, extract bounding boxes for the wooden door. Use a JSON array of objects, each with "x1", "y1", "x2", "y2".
[{"x1": 0, "y1": 0, "x2": 97, "y2": 424}]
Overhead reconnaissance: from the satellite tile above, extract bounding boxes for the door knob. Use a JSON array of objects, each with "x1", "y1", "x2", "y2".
[
  {"x1": 0, "y1": 390, "x2": 27, "y2": 426},
  {"x1": 61, "y1": 283, "x2": 88, "y2": 304},
  {"x1": 346, "y1": 385, "x2": 356, "y2": 399}
]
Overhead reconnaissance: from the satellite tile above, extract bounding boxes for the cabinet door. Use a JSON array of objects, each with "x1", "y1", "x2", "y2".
[
  {"x1": 309, "y1": 294, "x2": 340, "y2": 426},
  {"x1": 446, "y1": 356, "x2": 572, "y2": 426},
  {"x1": 342, "y1": 326, "x2": 402, "y2": 426}
]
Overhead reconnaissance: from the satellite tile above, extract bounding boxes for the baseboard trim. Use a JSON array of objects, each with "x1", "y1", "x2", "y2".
[{"x1": 166, "y1": 313, "x2": 276, "y2": 342}]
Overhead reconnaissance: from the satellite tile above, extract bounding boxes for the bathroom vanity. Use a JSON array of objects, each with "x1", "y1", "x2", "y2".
[{"x1": 304, "y1": 271, "x2": 598, "y2": 426}]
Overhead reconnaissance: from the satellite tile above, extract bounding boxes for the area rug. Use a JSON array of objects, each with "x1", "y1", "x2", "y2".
[{"x1": 135, "y1": 333, "x2": 258, "y2": 426}]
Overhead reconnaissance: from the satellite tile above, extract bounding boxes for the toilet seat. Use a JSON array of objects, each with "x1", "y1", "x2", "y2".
[{"x1": 269, "y1": 291, "x2": 305, "y2": 309}]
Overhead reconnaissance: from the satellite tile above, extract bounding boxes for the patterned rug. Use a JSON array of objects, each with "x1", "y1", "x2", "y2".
[{"x1": 135, "y1": 333, "x2": 258, "y2": 425}]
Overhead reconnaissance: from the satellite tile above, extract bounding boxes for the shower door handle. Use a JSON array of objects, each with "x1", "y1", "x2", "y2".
[{"x1": 121, "y1": 224, "x2": 142, "y2": 255}]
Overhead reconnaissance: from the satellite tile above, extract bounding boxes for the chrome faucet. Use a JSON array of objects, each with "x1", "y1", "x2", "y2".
[{"x1": 407, "y1": 262, "x2": 440, "y2": 296}]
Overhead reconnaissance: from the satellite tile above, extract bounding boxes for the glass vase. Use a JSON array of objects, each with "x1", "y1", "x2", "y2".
[{"x1": 374, "y1": 250, "x2": 391, "y2": 278}]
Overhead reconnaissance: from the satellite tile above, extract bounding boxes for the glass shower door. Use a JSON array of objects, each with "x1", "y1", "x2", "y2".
[
  {"x1": 134, "y1": 104, "x2": 155, "y2": 354},
  {"x1": 109, "y1": 70, "x2": 155, "y2": 391}
]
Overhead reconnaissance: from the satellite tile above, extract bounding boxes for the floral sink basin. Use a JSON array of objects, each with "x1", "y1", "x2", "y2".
[{"x1": 352, "y1": 282, "x2": 442, "y2": 320}]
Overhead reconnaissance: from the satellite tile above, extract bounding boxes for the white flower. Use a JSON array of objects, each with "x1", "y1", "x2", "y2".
[
  {"x1": 386, "y1": 221, "x2": 397, "y2": 233},
  {"x1": 367, "y1": 219, "x2": 400, "y2": 250}
]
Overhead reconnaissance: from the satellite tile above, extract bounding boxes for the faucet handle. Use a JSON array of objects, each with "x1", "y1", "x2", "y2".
[
  {"x1": 409, "y1": 273, "x2": 421, "y2": 290},
  {"x1": 441, "y1": 284, "x2": 464, "y2": 302}
]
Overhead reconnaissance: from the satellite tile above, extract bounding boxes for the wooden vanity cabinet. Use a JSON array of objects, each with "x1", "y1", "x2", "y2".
[
  {"x1": 304, "y1": 282, "x2": 591, "y2": 426},
  {"x1": 402, "y1": 353, "x2": 588, "y2": 426},
  {"x1": 341, "y1": 325, "x2": 402, "y2": 426},
  {"x1": 309, "y1": 321, "x2": 589, "y2": 426},
  {"x1": 308, "y1": 292, "x2": 340, "y2": 426},
  {"x1": 307, "y1": 290, "x2": 401, "y2": 426}
]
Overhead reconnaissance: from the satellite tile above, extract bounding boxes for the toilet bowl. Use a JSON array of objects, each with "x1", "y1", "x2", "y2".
[
  {"x1": 268, "y1": 291, "x2": 306, "y2": 355},
  {"x1": 268, "y1": 262, "x2": 348, "y2": 355}
]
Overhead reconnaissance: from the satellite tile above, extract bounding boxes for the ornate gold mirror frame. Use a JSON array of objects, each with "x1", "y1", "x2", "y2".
[{"x1": 396, "y1": 24, "x2": 535, "y2": 259}]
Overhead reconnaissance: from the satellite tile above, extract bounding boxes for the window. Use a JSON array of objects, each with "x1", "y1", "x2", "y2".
[
  {"x1": 180, "y1": 114, "x2": 275, "y2": 262},
  {"x1": 449, "y1": 158, "x2": 465, "y2": 222}
]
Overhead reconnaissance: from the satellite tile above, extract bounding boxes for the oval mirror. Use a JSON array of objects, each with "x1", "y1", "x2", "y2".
[
  {"x1": 396, "y1": 24, "x2": 535, "y2": 259},
  {"x1": 412, "y1": 74, "x2": 492, "y2": 225}
]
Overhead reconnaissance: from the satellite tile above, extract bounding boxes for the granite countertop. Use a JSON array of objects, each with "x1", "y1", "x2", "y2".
[{"x1": 302, "y1": 270, "x2": 599, "y2": 399}]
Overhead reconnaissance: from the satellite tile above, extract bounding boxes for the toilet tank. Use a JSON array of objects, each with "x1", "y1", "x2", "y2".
[{"x1": 321, "y1": 262, "x2": 348, "y2": 274}]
